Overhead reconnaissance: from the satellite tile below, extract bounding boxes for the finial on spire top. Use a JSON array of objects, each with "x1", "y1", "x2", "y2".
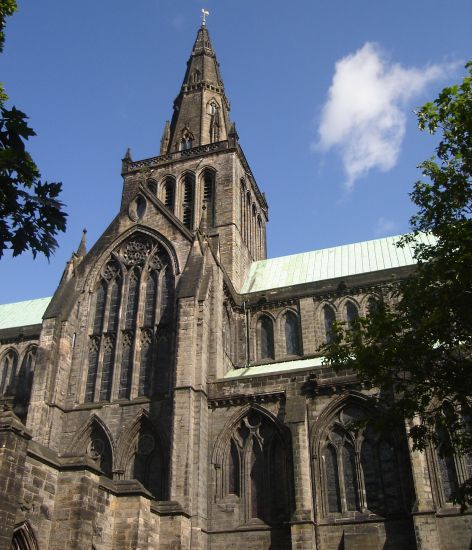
[{"x1": 201, "y1": 8, "x2": 209, "y2": 26}]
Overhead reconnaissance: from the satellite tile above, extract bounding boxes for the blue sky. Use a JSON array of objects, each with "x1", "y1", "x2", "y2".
[{"x1": 0, "y1": 0, "x2": 471, "y2": 303}]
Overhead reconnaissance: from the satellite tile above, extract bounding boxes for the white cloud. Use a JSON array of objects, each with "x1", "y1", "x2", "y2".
[
  {"x1": 374, "y1": 216, "x2": 398, "y2": 237},
  {"x1": 315, "y1": 43, "x2": 454, "y2": 189}
]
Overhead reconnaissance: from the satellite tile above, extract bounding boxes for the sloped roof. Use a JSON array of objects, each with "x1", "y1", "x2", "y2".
[
  {"x1": 0, "y1": 297, "x2": 52, "y2": 330},
  {"x1": 242, "y1": 234, "x2": 434, "y2": 294}
]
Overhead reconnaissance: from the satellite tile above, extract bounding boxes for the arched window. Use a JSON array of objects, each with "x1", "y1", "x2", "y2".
[
  {"x1": 257, "y1": 215, "x2": 263, "y2": 258},
  {"x1": 12, "y1": 522, "x2": 39, "y2": 550},
  {"x1": 85, "y1": 338, "x2": 99, "y2": 403},
  {"x1": 342, "y1": 443, "x2": 360, "y2": 511},
  {"x1": 180, "y1": 130, "x2": 194, "y2": 151},
  {"x1": 436, "y1": 425, "x2": 459, "y2": 503},
  {"x1": 146, "y1": 179, "x2": 157, "y2": 195},
  {"x1": 0, "y1": 349, "x2": 18, "y2": 396},
  {"x1": 223, "y1": 410, "x2": 291, "y2": 524},
  {"x1": 202, "y1": 170, "x2": 215, "y2": 227},
  {"x1": 14, "y1": 347, "x2": 37, "y2": 421},
  {"x1": 85, "y1": 422, "x2": 113, "y2": 478},
  {"x1": 222, "y1": 308, "x2": 231, "y2": 359},
  {"x1": 163, "y1": 177, "x2": 175, "y2": 213},
  {"x1": 126, "y1": 424, "x2": 165, "y2": 500},
  {"x1": 367, "y1": 296, "x2": 379, "y2": 315},
  {"x1": 143, "y1": 270, "x2": 158, "y2": 327},
  {"x1": 182, "y1": 173, "x2": 195, "y2": 229},
  {"x1": 283, "y1": 311, "x2": 300, "y2": 356},
  {"x1": 345, "y1": 301, "x2": 359, "y2": 329},
  {"x1": 246, "y1": 192, "x2": 251, "y2": 247},
  {"x1": 324, "y1": 444, "x2": 341, "y2": 512},
  {"x1": 228, "y1": 439, "x2": 240, "y2": 496},
  {"x1": 119, "y1": 332, "x2": 133, "y2": 399},
  {"x1": 99, "y1": 336, "x2": 115, "y2": 401},
  {"x1": 208, "y1": 101, "x2": 221, "y2": 142},
  {"x1": 107, "y1": 278, "x2": 121, "y2": 332},
  {"x1": 323, "y1": 305, "x2": 336, "y2": 343},
  {"x1": 92, "y1": 280, "x2": 107, "y2": 334},
  {"x1": 320, "y1": 404, "x2": 407, "y2": 517},
  {"x1": 125, "y1": 268, "x2": 140, "y2": 330},
  {"x1": 258, "y1": 316, "x2": 274, "y2": 360},
  {"x1": 83, "y1": 235, "x2": 175, "y2": 403},
  {"x1": 138, "y1": 330, "x2": 153, "y2": 397}
]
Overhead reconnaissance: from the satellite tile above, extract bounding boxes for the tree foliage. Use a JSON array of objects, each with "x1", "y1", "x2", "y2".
[
  {"x1": 321, "y1": 62, "x2": 472, "y2": 509},
  {"x1": 0, "y1": 0, "x2": 66, "y2": 259}
]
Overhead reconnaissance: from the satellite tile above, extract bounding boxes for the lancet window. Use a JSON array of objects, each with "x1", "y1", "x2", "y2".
[
  {"x1": 84, "y1": 234, "x2": 175, "y2": 403},
  {"x1": 319, "y1": 404, "x2": 406, "y2": 517},
  {"x1": 323, "y1": 304, "x2": 336, "y2": 343},
  {"x1": 433, "y1": 405, "x2": 472, "y2": 505},
  {"x1": 222, "y1": 307, "x2": 232, "y2": 359},
  {"x1": 163, "y1": 176, "x2": 175, "y2": 213},
  {"x1": 14, "y1": 346, "x2": 37, "y2": 421},
  {"x1": 345, "y1": 301, "x2": 359, "y2": 329},
  {"x1": 0, "y1": 349, "x2": 18, "y2": 395},
  {"x1": 283, "y1": 311, "x2": 301, "y2": 356},
  {"x1": 202, "y1": 169, "x2": 215, "y2": 227},
  {"x1": 123, "y1": 421, "x2": 166, "y2": 500},
  {"x1": 257, "y1": 315, "x2": 274, "y2": 361},
  {"x1": 182, "y1": 173, "x2": 195, "y2": 229},
  {"x1": 180, "y1": 129, "x2": 194, "y2": 151},
  {"x1": 146, "y1": 179, "x2": 157, "y2": 195},
  {"x1": 224, "y1": 410, "x2": 291, "y2": 524}
]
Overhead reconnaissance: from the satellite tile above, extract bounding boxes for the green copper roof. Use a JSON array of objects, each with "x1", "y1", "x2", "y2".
[
  {"x1": 0, "y1": 297, "x2": 52, "y2": 330},
  {"x1": 224, "y1": 357, "x2": 324, "y2": 379},
  {"x1": 242, "y1": 234, "x2": 434, "y2": 293}
]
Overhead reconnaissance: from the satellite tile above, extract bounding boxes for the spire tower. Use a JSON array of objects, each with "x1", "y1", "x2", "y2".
[{"x1": 163, "y1": 24, "x2": 231, "y2": 153}]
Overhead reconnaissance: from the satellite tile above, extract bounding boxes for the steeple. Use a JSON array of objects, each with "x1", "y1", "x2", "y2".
[{"x1": 163, "y1": 24, "x2": 231, "y2": 154}]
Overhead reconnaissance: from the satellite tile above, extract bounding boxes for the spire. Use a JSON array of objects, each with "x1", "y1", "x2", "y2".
[
  {"x1": 77, "y1": 228, "x2": 87, "y2": 258},
  {"x1": 163, "y1": 23, "x2": 231, "y2": 154}
]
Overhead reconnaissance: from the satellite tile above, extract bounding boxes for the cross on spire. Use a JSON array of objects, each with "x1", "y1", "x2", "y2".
[{"x1": 201, "y1": 8, "x2": 209, "y2": 26}]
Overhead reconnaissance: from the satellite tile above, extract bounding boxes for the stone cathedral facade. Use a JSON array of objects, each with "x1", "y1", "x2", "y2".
[{"x1": 0, "y1": 24, "x2": 471, "y2": 550}]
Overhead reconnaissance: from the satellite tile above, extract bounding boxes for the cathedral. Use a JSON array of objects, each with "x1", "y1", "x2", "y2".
[{"x1": 0, "y1": 22, "x2": 471, "y2": 550}]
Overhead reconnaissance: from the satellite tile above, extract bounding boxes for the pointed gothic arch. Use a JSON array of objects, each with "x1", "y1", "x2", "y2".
[
  {"x1": 312, "y1": 393, "x2": 409, "y2": 518},
  {"x1": 0, "y1": 348, "x2": 19, "y2": 396},
  {"x1": 212, "y1": 404, "x2": 293, "y2": 525},
  {"x1": 82, "y1": 230, "x2": 177, "y2": 403},
  {"x1": 278, "y1": 309, "x2": 301, "y2": 357},
  {"x1": 66, "y1": 414, "x2": 114, "y2": 477},
  {"x1": 115, "y1": 410, "x2": 168, "y2": 500},
  {"x1": 254, "y1": 313, "x2": 275, "y2": 361}
]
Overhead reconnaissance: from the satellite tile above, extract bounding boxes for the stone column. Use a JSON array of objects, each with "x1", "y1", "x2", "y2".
[
  {"x1": 285, "y1": 396, "x2": 316, "y2": 550},
  {"x1": 407, "y1": 419, "x2": 441, "y2": 550},
  {"x1": 0, "y1": 409, "x2": 31, "y2": 549}
]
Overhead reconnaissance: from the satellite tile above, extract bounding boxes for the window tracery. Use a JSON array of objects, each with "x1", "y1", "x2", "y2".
[
  {"x1": 432, "y1": 405, "x2": 472, "y2": 505},
  {"x1": 180, "y1": 129, "x2": 194, "y2": 151},
  {"x1": 84, "y1": 234, "x2": 175, "y2": 403},
  {"x1": 222, "y1": 410, "x2": 291, "y2": 524},
  {"x1": 319, "y1": 403, "x2": 406, "y2": 517}
]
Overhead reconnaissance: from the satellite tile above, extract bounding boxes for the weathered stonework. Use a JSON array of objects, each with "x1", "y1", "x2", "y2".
[{"x1": 0, "y1": 22, "x2": 471, "y2": 550}]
